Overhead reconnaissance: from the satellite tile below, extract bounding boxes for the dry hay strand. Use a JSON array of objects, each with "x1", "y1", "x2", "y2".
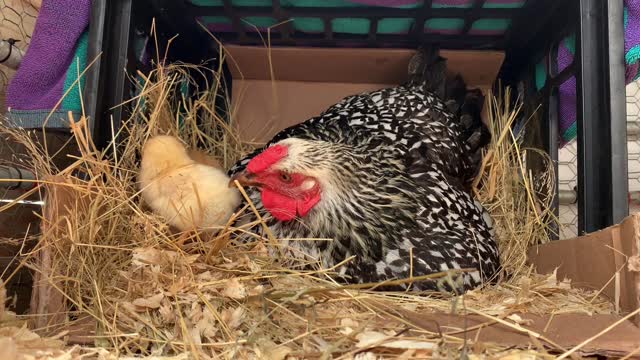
[
  {"x1": 0, "y1": 282, "x2": 183, "y2": 359},
  {"x1": 473, "y1": 87, "x2": 558, "y2": 279},
  {"x1": 0, "y1": 44, "x2": 614, "y2": 358}
]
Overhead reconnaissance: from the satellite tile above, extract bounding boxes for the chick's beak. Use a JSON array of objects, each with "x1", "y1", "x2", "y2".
[{"x1": 228, "y1": 170, "x2": 261, "y2": 189}]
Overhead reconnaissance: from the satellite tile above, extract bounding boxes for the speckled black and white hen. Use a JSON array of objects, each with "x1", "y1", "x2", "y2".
[{"x1": 227, "y1": 47, "x2": 500, "y2": 292}]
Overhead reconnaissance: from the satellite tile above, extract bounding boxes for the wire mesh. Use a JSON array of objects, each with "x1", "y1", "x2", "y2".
[
  {"x1": 558, "y1": 139, "x2": 578, "y2": 239},
  {"x1": 0, "y1": 0, "x2": 39, "y2": 220},
  {"x1": 557, "y1": 79, "x2": 640, "y2": 239},
  {"x1": 0, "y1": 0, "x2": 39, "y2": 113},
  {"x1": 627, "y1": 79, "x2": 640, "y2": 216}
]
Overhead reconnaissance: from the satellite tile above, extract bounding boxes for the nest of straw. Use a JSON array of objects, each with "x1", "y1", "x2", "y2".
[{"x1": 0, "y1": 45, "x2": 614, "y2": 359}]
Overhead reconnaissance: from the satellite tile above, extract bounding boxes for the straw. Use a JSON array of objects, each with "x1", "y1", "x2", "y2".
[{"x1": 473, "y1": 86, "x2": 558, "y2": 279}]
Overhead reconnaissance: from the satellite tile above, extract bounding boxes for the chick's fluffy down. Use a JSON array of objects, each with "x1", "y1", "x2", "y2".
[{"x1": 138, "y1": 135, "x2": 241, "y2": 232}]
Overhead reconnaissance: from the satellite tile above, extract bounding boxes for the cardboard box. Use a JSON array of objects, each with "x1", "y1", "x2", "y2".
[{"x1": 224, "y1": 45, "x2": 504, "y2": 144}]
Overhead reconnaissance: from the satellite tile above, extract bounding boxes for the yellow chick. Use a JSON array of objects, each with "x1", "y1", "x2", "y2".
[{"x1": 138, "y1": 135, "x2": 241, "y2": 234}]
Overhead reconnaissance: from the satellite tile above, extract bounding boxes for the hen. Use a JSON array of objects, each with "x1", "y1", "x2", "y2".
[
  {"x1": 228, "y1": 48, "x2": 500, "y2": 292},
  {"x1": 138, "y1": 135, "x2": 241, "y2": 235}
]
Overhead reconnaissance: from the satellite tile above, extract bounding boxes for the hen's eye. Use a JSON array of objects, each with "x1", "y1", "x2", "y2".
[{"x1": 279, "y1": 172, "x2": 292, "y2": 183}]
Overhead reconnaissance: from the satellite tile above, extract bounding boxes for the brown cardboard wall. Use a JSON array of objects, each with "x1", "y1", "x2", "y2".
[
  {"x1": 223, "y1": 46, "x2": 505, "y2": 144},
  {"x1": 232, "y1": 80, "x2": 392, "y2": 143},
  {"x1": 224, "y1": 46, "x2": 504, "y2": 85}
]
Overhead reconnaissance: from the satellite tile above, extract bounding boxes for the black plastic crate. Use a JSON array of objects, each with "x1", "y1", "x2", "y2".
[{"x1": 83, "y1": 0, "x2": 628, "y2": 238}]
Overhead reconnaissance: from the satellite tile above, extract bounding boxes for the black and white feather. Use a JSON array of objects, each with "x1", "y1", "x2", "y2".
[{"x1": 228, "y1": 47, "x2": 501, "y2": 292}]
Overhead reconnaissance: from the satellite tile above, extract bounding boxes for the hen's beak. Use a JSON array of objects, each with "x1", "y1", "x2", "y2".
[{"x1": 228, "y1": 170, "x2": 261, "y2": 189}]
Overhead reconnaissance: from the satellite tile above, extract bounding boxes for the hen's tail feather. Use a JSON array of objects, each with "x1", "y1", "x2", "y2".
[
  {"x1": 408, "y1": 46, "x2": 448, "y2": 99},
  {"x1": 408, "y1": 46, "x2": 469, "y2": 113},
  {"x1": 443, "y1": 73, "x2": 468, "y2": 114},
  {"x1": 408, "y1": 46, "x2": 492, "y2": 188},
  {"x1": 460, "y1": 89, "x2": 491, "y2": 151},
  {"x1": 461, "y1": 91, "x2": 492, "y2": 188}
]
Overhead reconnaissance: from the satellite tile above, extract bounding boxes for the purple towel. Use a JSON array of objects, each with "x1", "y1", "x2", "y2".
[
  {"x1": 6, "y1": 0, "x2": 91, "y2": 128},
  {"x1": 625, "y1": 0, "x2": 640, "y2": 82},
  {"x1": 557, "y1": 41, "x2": 577, "y2": 147}
]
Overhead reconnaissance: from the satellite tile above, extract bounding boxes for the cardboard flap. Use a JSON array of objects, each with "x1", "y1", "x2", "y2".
[
  {"x1": 407, "y1": 312, "x2": 640, "y2": 357},
  {"x1": 528, "y1": 214, "x2": 640, "y2": 325}
]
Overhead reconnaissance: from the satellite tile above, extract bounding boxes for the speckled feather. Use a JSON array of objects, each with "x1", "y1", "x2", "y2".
[{"x1": 228, "y1": 49, "x2": 500, "y2": 292}]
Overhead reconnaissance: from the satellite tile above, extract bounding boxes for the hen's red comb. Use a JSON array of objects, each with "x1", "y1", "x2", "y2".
[{"x1": 247, "y1": 144, "x2": 288, "y2": 173}]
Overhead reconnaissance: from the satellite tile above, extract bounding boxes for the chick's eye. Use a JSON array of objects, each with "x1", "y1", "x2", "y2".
[{"x1": 279, "y1": 172, "x2": 292, "y2": 183}]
